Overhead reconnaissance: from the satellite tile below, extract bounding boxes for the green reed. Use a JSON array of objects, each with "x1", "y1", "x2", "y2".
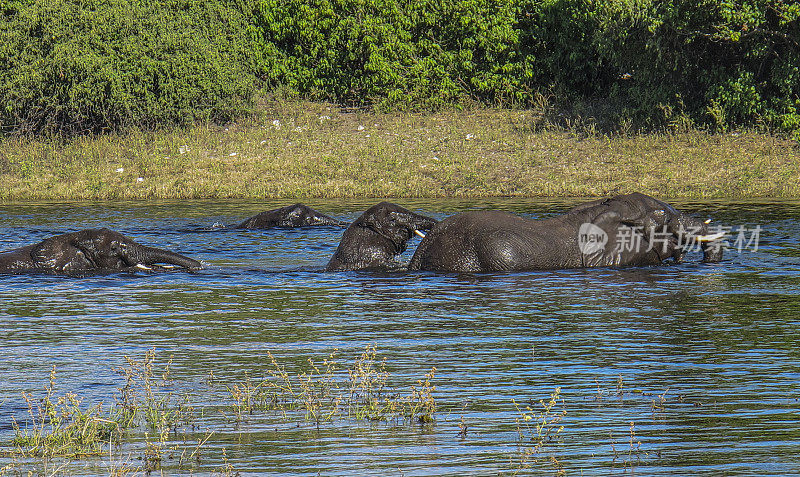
[{"x1": 225, "y1": 345, "x2": 437, "y2": 425}]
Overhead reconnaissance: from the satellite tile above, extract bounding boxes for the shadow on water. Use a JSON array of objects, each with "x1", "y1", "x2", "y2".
[{"x1": 1, "y1": 198, "x2": 799, "y2": 475}]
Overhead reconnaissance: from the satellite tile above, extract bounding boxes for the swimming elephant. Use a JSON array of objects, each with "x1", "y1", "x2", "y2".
[
  {"x1": 408, "y1": 192, "x2": 724, "y2": 272},
  {"x1": 236, "y1": 203, "x2": 346, "y2": 229},
  {"x1": 326, "y1": 202, "x2": 437, "y2": 271},
  {"x1": 0, "y1": 228, "x2": 201, "y2": 274}
]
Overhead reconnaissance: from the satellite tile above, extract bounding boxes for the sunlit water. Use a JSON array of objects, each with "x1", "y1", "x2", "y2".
[{"x1": 1, "y1": 199, "x2": 799, "y2": 476}]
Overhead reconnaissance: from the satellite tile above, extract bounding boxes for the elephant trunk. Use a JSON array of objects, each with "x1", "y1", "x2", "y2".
[
  {"x1": 698, "y1": 224, "x2": 724, "y2": 263},
  {"x1": 409, "y1": 214, "x2": 438, "y2": 234},
  {"x1": 134, "y1": 245, "x2": 202, "y2": 270},
  {"x1": 676, "y1": 215, "x2": 724, "y2": 263},
  {"x1": 318, "y1": 217, "x2": 349, "y2": 227}
]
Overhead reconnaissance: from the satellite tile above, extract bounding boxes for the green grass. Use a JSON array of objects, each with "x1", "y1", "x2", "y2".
[{"x1": 1, "y1": 101, "x2": 798, "y2": 201}]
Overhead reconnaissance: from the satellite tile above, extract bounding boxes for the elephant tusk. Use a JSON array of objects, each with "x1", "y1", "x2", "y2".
[
  {"x1": 136, "y1": 264, "x2": 153, "y2": 270},
  {"x1": 414, "y1": 230, "x2": 426, "y2": 238},
  {"x1": 696, "y1": 231, "x2": 725, "y2": 242}
]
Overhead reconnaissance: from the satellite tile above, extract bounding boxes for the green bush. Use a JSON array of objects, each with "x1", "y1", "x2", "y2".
[
  {"x1": 0, "y1": 0, "x2": 256, "y2": 136},
  {"x1": 1, "y1": 0, "x2": 798, "y2": 137},
  {"x1": 251, "y1": 0, "x2": 532, "y2": 109},
  {"x1": 588, "y1": 0, "x2": 800, "y2": 132}
]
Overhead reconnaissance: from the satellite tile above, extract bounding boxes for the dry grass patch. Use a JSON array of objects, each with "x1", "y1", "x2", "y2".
[{"x1": 1, "y1": 103, "x2": 797, "y2": 200}]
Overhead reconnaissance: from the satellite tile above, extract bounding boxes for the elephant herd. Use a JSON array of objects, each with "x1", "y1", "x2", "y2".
[{"x1": 0, "y1": 193, "x2": 724, "y2": 276}]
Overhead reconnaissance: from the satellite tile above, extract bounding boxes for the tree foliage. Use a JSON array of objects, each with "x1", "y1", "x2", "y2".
[
  {"x1": 1, "y1": 0, "x2": 798, "y2": 137},
  {"x1": 0, "y1": 0, "x2": 255, "y2": 135}
]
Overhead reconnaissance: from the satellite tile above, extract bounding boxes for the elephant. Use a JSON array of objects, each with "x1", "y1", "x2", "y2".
[
  {"x1": 408, "y1": 192, "x2": 725, "y2": 272},
  {"x1": 326, "y1": 202, "x2": 438, "y2": 271},
  {"x1": 0, "y1": 228, "x2": 201, "y2": 274},
  {"x1": 236, "y1": 203, "x2": 346, "y2": 229}
]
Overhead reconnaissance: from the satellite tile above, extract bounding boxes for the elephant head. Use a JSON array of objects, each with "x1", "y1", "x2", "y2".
[
  {"x1": 326, "y1": 202, "x2": 437, "y2": 271},
  {"x1": 236, "y1": 203, "x2": 347, "y2": 229},
  {"x1": 0, "y1": 228, "x2": 201, "y2": 274},
  {"x1": 571, "y1": 193, "x2": 724, "y2": 265}
]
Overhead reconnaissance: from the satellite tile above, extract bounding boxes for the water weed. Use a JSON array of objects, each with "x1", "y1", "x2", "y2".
[
  {"x1": 225, "y1": 345, "x2": 437, "y2": 425},
  {"x1": 513, "y1": 387, "x2": 567, "y2": 474},
  {"x1": 4, "y1": 352, "x2": 713, "y2": 475},
  {"x1": 10, "y1": 366, "x2": 124, "y2": 458},
  {"x1": 114, "y1": 348, "x2": 193, "y2": 439},
  {"x1": 608, "y1": 421, "x2": 647, "y2": 474},
  {"x1": 5, "y1": 349, "x2": 207, "y2": 475}
]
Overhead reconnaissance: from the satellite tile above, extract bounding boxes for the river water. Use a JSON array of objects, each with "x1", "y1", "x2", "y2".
[{"x1": 0, "y1": 199, "x2": 798, "y2": 476}]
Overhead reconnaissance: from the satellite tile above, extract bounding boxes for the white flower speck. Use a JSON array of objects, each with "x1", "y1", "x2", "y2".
[
  {"x1": 272, "y1": 120, "x2": 281, "y2": 129},
  {"x1": 319, "y1": 115, "x2": 331, "y2": 122},
  {"x1": 357, "y1": 125, "x2": 365, "y2": 131},
  {"x1": 466, "y1": 133, "x2": 475, "y2": 140},
  {"x1": 260, "y1": 140, "x2": 267, "y2": 145},
  {"x1": 179, "y1": 145, "x2": 189, "y2": 154},
  {"x1": 136, "y1": 177, "x2": 144, "y2": 182},
  {"x1": 115, "y1": 167, "x2": 124, "y2": 173},
  {"x1": 229, "y1": 152, "x2": 238, "y2": 157},
  {"x1": 293, "y1": 127, "x2": 303, "y2": 132}
]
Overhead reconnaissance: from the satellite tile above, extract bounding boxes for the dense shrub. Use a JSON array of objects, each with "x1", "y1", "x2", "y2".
[
  {"x1": 0, "y1": 0, "x2": 256, "y2": 135},
  {"x1": 250, "y1": 0, "x2": 532, "y2": 109},
  {"x1": 250, "y1": 0, "x2": 800, "y2": 135},
  {"x1": 589, "y1": 0, "x2": 800, "y2": 134},
  {"x1": 1, "y1": 0, "x2": 798, "y2": 136}
]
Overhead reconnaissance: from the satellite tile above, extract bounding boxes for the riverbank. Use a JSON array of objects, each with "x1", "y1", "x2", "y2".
[{"x1": 1, "y1": 102, "x2": 797, "y2": 201}]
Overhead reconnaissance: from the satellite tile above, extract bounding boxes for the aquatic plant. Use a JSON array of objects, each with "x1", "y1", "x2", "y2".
[
  {"x1": 610, "y1": 421, "x2": 644, "y2": 471},
  {"x1": 225, "y1": 345, "x2": 437, "y2": 425},
  {"x1": 3, "y1": 349, "x2": 694, "y2": 476},
  {"x1": 6, "y1": 348, "x2": 207, "y2": 474},
  {"x1": 10, "y1": 366, "x2": 125, "y2": 458},
  {"x1": 115, "y1": 348, "x2": 194, "y2": 439},
  {"x1": 513, "y1": 387, "x2": 567, "y2": 474}
]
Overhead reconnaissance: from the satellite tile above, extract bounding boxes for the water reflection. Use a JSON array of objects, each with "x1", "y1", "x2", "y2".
[{"x1": 1, "y1": 199, "x2": 799, "y2": 475}]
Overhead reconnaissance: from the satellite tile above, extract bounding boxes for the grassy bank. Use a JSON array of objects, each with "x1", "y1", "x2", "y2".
[{"x1": 1, "y1": 102, "x2": 798, "y2": 201}]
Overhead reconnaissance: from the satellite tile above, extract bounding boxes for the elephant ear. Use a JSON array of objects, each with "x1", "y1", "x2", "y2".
[
  {"x1": 31, "y1": 236, "x2": 92, "y2": 272},
  {"x1": 579, "y1": 211, "x2": 626, "y2": 267},
  {"x1": 356, "y1": 208, "x2": 384, "y2": 234},
  {"x1": 356, "y1": 217, "x2": 377, "y2": 231},
  {"x1": 359, "y1": 217, "x2": 394, "y2": 244}
]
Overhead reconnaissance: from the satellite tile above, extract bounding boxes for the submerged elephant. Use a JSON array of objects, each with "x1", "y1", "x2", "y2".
[
  {"x1": 0, "y1": 228, "x2": 201, "y2": 274},
  {"x1": 326, "y1": 202, "x2": 437, "y2": 271},
  {"x1": 236, "y1": 203, "x2": 346, "y2": 229},
  {"x1": 409, "y1": 192, "x2": 724, "y2": 272}
]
